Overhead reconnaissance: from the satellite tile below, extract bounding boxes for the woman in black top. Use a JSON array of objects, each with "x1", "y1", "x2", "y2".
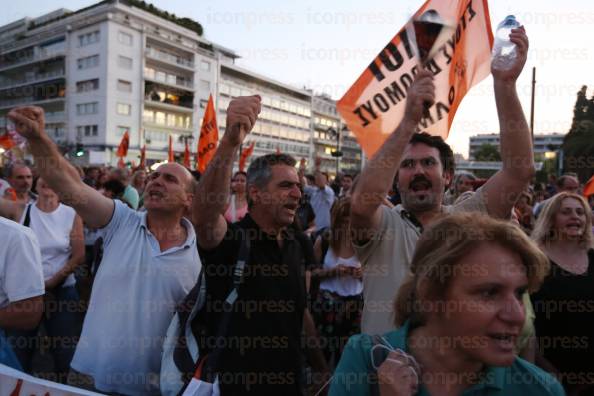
[{"x1": 531, "y1": 192, "x2": 594, "y2": 396}]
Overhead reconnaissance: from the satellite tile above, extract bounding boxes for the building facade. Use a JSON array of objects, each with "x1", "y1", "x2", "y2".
[
  {"x1": 469, "y1": 132, "x2": 565, "y2": 160},
  {"x1": 0, "y1": 0, "x2": 364, "y2": 172}
]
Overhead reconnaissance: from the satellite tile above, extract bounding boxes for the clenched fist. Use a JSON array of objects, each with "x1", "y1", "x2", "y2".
[
  {"x1": 403, "y1": 70, "x2": 435, "y2": 127},
  {"x1": 7, "y1": 106, "x2": 46, "y2": 140},
  {"x1": 221, "y1": 95, "x2": 262, "y2": 148}
]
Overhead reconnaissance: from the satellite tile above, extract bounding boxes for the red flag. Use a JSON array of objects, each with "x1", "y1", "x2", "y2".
[
  {"x1": 139, "y1": 144, "x2": 146, "y2": 169},
  {"x1": 168, "y1": 135, "x2": 174, "y2": 162},
  {"x1": 584, "y1": 175, "x2": 594, "y2": 198},
  {"x1": 116, "y1": 131, "x2": 130, "y2": 158},
  {"x1": 183, "y1": 140, "x2": 191, "y2": 168},
  {"x1": 117, "y1": 157, "x2": 125, "y2": 168},
  {"x1": 239, "y1": 141, "x2": 255, "y2": 172},
  {"x1": 276, "y1": 145, "x2": 281, "y2": 154},
  {"x1": 197, "y1": 94, "x2": 219, "y2": 172},
  {"x1": 0, "y1": 133, "x2": 16, "y2": 150},
  {"x1": 337, "y1": 0, "x2": 493, "y2": 157}
]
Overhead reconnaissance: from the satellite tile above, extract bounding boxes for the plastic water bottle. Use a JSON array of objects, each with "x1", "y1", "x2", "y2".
[{"x1": 491, "y1": 15, "x2": 520, "y2": 71}]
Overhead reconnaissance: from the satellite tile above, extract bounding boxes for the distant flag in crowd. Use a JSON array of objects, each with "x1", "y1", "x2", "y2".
[
  {"x1": 183, "y1": 140, "x2": 191, "y2": 168},
  {"x1": 0, "y1": 133, "x2": 16, "y2": 150},
  {"x1": 337, "y1": 0, "x2": 494, "y2": 157},
  {"x1": 239, "y1": 141, "x2": 255, "y2": 172},
  {"x1": 196, "y1": 94, "x2": 219, "y2": 173},
  {"x1": 139, "y1": 144, "x2": 146, "y2": 169},
  {"x1": 584, "y1": 175, "x2": 594, "y2": 198},
  {"x1": 117, "y1": 157, "x2": 125, "y2": 169},
  {"x1": 116, "y1": 130, "x2": 130, "y2": 158},
  {"x1": 276, "y1": 145, "x2": 281, "y2": 154},
  {"x1": 168, "y1": 135, "x2": 174, "y2": 162}
]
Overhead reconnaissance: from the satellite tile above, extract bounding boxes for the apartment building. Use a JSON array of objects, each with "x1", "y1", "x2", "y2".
[{"x1": 469, "y1": 132, "x2": 565, "y2": 160}]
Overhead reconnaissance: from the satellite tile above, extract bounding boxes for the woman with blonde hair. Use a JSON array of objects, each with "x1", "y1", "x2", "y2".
[
  {"x1": 329, "y1": 213, "x2": 563, "y2": 396},
  {"x1": 531, "y1": 192, "x2": 594, "y2": 396}
]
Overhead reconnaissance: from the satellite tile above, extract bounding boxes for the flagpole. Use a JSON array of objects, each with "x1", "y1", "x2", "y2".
[{"x1": 530, "y1": 67, "x2": 536, "y2": 143}]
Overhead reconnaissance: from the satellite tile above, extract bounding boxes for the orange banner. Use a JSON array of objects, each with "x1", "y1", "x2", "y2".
[
  {"x1": 116, "y1": 131, "x2": 129, "y2": 158},
  {"x1": 239, "y1": 141, "x2": 255, "y2": 172},
  {"x1": 337, "y1": 0, "x2": 494, "y2": 157},
  {"x1": 183, "y1": 140, "x2": 191, "y2": 168},
  {"x1": 168, "y1": 135, "x2": 174, "y2": 162},
  {"x1": 197, "y1": 94, "x2": 219, "y2": 173}
]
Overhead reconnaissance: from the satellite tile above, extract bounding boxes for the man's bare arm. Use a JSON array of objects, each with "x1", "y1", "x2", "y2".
[
  {"x1": 0, "y1": 296, "x2": 43, "y2": 330},
  {"x1": 350, "y1": 70, "x2": 435, "y2": 243},
  {"x1": 193, "y1": 96, "x2": 261, "y2": 250},
  {"x1": 480, "y1": 27, "x2": 535, "y2": 218},
  {"x1": 7, "y1": 107, "x2": 114, "y2": 228}
]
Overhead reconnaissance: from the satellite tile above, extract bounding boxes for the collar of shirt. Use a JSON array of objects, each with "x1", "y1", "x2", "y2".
[{"x1": 139, "y1": 212, "x2": 196, "y2": 255}]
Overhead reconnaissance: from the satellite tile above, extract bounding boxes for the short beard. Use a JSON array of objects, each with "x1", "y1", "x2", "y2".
[{"x1": 401, "y1": 192, "x2": 440, "y2": 213}]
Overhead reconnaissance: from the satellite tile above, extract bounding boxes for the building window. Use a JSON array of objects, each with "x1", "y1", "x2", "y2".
[
  {"x1": 78, "y1": 31, "x2": 100, "y2": 47},
  {"x1": 118, "y1": 31, "x2": 133, "y2": 46},
  {"x1": 77, "y1": 125, "x2": 98, "y2": 137},
  {"x1": 200, "y1": 60, "x2": 210, "y2": 71},
  {"x1": 118, "y1": 56, "x2": 133, "y2": 69},
  {"x1": 117, "y1": 103, "x2": 131, "y2": 115},
  {"x1": 117, "y1": 80, "x2": 132, "y2": 92},
  {"x1": 116, "y1": 126, "x2": 129, "y2": 137},
  {"x1": 76, "y1": 102, "x2": 98, "y2": 115},
  {"x1": 76, "y1": 79, "x2": 99, "y2": 92},
  {"x1": 77, "y1": 55, "x2": 99, "y2": 70}
]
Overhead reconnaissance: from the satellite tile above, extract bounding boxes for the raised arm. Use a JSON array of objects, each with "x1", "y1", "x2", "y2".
[
  {"x1": 350, "y1": 70, "x2": 435, "y2": 243},
  {"x1": 480, "y1": 27, "x2": 535, "y2": 218},
  {"x1": 193, "y1": 96, "x2": 261, "y2": 250},
  {"x1": 7, "y1": 107, "x2": 114, "y2": 228}
]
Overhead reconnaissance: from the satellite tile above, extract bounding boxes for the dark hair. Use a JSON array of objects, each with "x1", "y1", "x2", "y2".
[
  {"x1": 233, "y1": 171, "x2": 247, "y2": 180},
  {"x1": 103, "y1": 179, "x2": 126, "y2": 197},
  {"x1": 409, "y1": 132, "x2": 455, "y2": 176},
  {"x1": 342, "y1": 174, "x2": 354, "y2": 181},
  {"x1": 556, "y1": 174, "x2": 577, "y2": 189},
  {"x1": 247, "y1": 153, "x2": 296, "y2": 189}
]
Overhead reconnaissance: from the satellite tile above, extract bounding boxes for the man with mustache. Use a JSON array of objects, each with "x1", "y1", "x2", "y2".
[{"x1": 351, "y1": 27, "x2": 535, "y2": 334}]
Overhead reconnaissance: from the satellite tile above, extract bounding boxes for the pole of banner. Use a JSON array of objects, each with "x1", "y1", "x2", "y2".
[{"x1": 530, "y1": 67, "x2": 536, "y2": 142}]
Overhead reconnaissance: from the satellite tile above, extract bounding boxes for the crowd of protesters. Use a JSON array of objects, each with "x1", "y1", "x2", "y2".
[{"x1": 0, "y1": 27, "x2": 594, "y2": 396}]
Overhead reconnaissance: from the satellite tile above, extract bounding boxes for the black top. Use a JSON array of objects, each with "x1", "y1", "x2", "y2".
[
  {"x1": 199, "y1": 214, "x2": 309, "y2": 396},
  {"x1": 531, "y1": 249, "x2": 594, "y2": 383}
]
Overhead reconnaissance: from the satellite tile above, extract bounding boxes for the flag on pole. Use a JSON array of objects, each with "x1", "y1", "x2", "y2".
[
  {"x1": 276, "y1": 145, "x2": 281, "y2": 154},
  {"x1": 116, "y1": 131, "x2": 130, "y2": 158},
  {"x1": 139, "y1": 145, "x2": 146, "y2": 169},
  {"x1": 168, "y1": 135, "x2": 174, "y2": 162},
  {"x1": 117, "y1": 157, "x2": 125, "y2": 169},
  {"x1": 0, "y1": 133, "x2": 15, "y2": 150},
  {"x1": 196, "y1": 94, "x2": 219, "y2": 173},
  {"x1": 183, "y1": 140, "x2": 191, "y2": 168},
  {"x1": 584, "y1": 175, "x2": 594, "y2": 198},
  {"x1": 239, "y1": 141, "x2": 255, "y2": 172},
  {"x1": 337, "y1": 0, "x2": 494, "y2": 157}
]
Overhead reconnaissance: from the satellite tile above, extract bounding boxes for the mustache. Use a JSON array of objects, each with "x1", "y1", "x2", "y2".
[{"x1": 409, "y1": 175, "x2": 432, "y2": 189}]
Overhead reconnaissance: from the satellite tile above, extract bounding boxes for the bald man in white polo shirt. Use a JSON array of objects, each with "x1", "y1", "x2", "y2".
[{"x1": 8, "y1": 106, "x2": 201, "y2": 395}]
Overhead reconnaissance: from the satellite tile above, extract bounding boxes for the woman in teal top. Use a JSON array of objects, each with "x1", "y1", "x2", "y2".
[{"x1": 329, "y1": 213, "x2": 565, "y2": 396}]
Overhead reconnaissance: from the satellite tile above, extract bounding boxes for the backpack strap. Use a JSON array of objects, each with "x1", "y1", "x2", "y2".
[{"x1": 22, "y1": 203, "x2": 33, "y2": 227}]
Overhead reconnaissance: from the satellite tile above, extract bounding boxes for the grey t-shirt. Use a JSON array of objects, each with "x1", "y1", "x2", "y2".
[{"x1": 354, "y1": 188, "x2": 488, "y2": 335}]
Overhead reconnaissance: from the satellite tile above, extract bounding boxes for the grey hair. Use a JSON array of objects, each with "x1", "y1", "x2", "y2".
[
  {"x1": 245, "y1": 153, "x2": 297, "y2": 209},
  {"x1": 246, "y1": 153, "x2": 297, "y2": 189},
  {"x1": 3, "y1": 160, "x2": 30, "y2": 178}
]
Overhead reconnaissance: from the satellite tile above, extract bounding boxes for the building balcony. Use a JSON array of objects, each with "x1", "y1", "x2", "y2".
[
  {"x1": 0, "y1": 68, "x2": 65, "y2": 90},
  {"x1": 0, "y1": 47, "x2": 66, "y2": 72},
  {"x1": 145, "y1": 47, "x2": 194, "y2": 72},
  {"x1": 144, "y1": 75, "x2": 193, "y2": 91},
  {"x1": 142, "y1": 120, "x2": 194, "y2": 134}
]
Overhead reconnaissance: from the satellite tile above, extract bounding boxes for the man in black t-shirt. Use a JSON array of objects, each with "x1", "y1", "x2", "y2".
[{"x1": 193, "y1": 95, "x2": 328, "y2": 396}]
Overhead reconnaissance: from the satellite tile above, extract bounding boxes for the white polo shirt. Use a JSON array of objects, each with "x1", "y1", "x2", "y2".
[
  {"x1": 71, "y1": 201, "x2": 201, "y2": 395},
  {"x1": 0, "y1": 217, "x2": 44, "y2": 310}
]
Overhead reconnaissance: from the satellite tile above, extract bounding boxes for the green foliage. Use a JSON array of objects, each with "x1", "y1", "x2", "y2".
[
  {"x1": 474, "y1": 143, "x2": 502, "y2": 162},
  {"x1": 563, "y1": 85, "x2": 594, "y2": 182},
  {"x1": 126, "y1": 0, "x2": 203, "y2": 36}
]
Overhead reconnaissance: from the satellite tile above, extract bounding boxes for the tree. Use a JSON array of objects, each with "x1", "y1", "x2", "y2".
[
  {"x1": 563, "y1": 85, "x2": 594, "y2": 182},
  {"x1": 474, "y1": 143, "x2": 501, "y2": 162}
]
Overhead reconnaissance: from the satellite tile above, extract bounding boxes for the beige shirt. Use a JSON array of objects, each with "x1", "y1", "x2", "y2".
[{"x1": 355, "y1": 188, "x2": 487, "y2": 335}]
